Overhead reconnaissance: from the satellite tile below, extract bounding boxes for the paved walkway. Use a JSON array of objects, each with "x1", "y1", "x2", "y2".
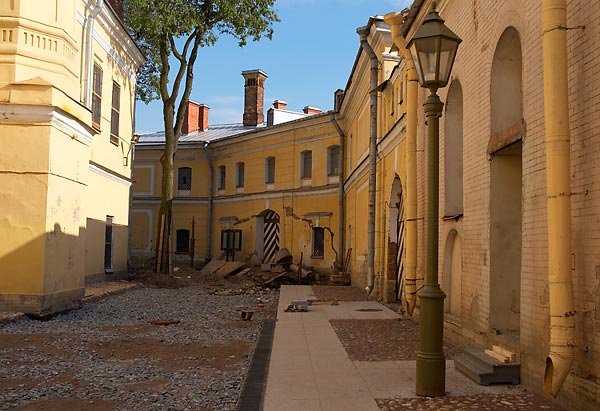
[{"x1": 263, "y1": 285, "x2": 529, "y2": 411}]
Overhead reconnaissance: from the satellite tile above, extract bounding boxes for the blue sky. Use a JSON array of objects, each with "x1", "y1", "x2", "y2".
[{"x1": 134, "y1": 0, "x2": 413, "y2": 134}]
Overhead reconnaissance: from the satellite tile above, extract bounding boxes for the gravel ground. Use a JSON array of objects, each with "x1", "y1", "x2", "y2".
[
  {"x1": 0, "y1": 282, "x2": 278, "y2": 411},
  {"x1": 330, "y1": 318, "x2": 463, "y2": 361}
]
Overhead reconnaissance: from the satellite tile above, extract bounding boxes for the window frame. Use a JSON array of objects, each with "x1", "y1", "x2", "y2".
[
  {"x1": 176, "y1": 229, "x2": 190, "y2": 253},
  {"x1": 311, "y1": 226, "x2": 325, "y2": 258},
  {"x1": 110, "y1": 81, "x2": 120, "y2": 146},
  {"x1": 235, "y1": 162, "x2": 245, "y2": 188},
  {"x1": 327, "y1": 145, "x2": 341, "y2": 176},
  {"x1": 265, "y1": 156, "x2": 275, "y2": 184},
  {"x1": 218, "y1": 165, "x2": 226, "y2": 191},
  {"x1": 177, "y1": 167, "x2": 192, "y2": 191},
  {"x1": 92, "y1": 63, "x2": 102, "y2": 131},
  {"x1": 300, "y1": 150, "x2": 312, "y2": 179}
]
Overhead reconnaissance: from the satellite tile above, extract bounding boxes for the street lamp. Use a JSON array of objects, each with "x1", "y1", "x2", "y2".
[{"x1": 406, "y1": 0, "x2": 461, "y2": 397}]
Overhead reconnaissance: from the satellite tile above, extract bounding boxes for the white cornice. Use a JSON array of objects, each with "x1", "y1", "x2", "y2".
[
  {"x1": 89, "y1": 163, "x2": 131, "y2": 187},
  {"x1": 0, "y1": 103, "x2": 94, "y2": 144},
  {"x1": 77, "y1": 6, "x2": 143, "y2": 83}
]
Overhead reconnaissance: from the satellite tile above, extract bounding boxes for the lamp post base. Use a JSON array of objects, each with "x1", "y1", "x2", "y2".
[{"x1": 416, "y1": 284, "x2": 446, "y2": 397}]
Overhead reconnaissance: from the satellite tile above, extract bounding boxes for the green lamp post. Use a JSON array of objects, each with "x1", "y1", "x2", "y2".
[{"x1": 406, "y1": 0, "x2": 461, "y2": 397}]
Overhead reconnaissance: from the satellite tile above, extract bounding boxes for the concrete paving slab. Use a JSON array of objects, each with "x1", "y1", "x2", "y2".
[{"x1": 264, "y1": 285, "x2": 530, "y2": 411}]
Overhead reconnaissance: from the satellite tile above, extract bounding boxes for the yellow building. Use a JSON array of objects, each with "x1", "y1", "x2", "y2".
[
  {"x1": 0, "y1": 0, "x2": 144, "y2": 316},
  {"x1": 132, "y1": 2, "x2": 599, "y2": 407},
  {"x1": 132, "y1": 70, "x2": 342, "y2": 273}
]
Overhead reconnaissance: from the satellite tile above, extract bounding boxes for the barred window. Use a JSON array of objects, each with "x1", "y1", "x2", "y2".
[{"x1": 178, "y1": 167, "x2": 192, "y2": 190}]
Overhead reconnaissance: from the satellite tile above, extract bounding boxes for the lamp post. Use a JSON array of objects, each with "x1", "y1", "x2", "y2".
[{"x1": 406, "y1": 0, "x2": 461, "y2": 397}]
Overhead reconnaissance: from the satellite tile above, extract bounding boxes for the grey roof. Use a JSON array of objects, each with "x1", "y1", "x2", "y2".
[{"x1": 138, "y1": 123, "x2": 265, "y2": 145}]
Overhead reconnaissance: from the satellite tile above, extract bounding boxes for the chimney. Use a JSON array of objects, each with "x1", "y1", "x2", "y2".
[
  {"x1": 303, "y1": 106, "x2": 322, "y2": 115},
  {"x1": 198, "y1": 104, "x2": 209, "y2": 131},
  {"x1": 273, "y1": 100, "x2": 287, "y2": 110},
  {"x1": 106, "y1": 0, "x2": 124, "y2": 19},
  {"x1": 182, "y1": 101, "x2": 209, "y2": 134},
  {"x1": 242, "y1": 69, "x2": 268, "y2": 127}
]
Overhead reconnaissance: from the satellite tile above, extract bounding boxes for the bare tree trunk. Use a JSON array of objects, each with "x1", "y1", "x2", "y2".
[{"x1": 155, "y1": 103, "x2": 177, "y2": 273}]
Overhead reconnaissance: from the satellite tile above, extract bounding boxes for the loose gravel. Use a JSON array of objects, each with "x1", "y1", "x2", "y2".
[{"x1": 0, "y1": 285, "x2": 278, "y2": 411}]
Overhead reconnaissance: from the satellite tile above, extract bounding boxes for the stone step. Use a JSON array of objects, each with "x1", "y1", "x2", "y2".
[{"x1": 455, "y1": 348, "x2": 520, "y2": 386}]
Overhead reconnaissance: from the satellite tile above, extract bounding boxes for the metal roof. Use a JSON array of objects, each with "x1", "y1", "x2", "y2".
[{"x1": 137, "y1": 123, "x2": 265, "y2": 145}]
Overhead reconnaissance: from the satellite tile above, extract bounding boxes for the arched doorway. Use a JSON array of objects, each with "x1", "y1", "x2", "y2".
[
  {"x1": 443, "y1": 229, "x2": 462, "y2": 316},
  {"x1": 489, "y1": 27, "x2": 523, "y2": 333},
  {"x1": 386, "y1": 177, "x2": 405, "y2": 304},
  {"x1": 255, "y1": 209, "x2": 280, "y2": 263}
]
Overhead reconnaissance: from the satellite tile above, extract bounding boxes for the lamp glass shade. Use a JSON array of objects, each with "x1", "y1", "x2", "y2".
[{"x1": 406, "y1": 8, "x2": 462, "y2": 89}]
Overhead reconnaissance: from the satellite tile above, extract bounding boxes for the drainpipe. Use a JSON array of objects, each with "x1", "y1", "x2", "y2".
[
  {"x1": 83, "y1": 0, "x2": 104, "y2": 107},
  {"x1": 385, "y1": 12, "x2": 418, "y2": 314},
  {"x1": 204, "y1": 143, "x2": 213, "y2": 261},
  {"x1": 357, "y1": 27, "x2": 378, "y2": 295},
  {"x1": 542, "y1": 0, "x2": 575, "y2": 397},
  {"x1": 330, "y1": 113, "x2": 346, "y2": 269}
]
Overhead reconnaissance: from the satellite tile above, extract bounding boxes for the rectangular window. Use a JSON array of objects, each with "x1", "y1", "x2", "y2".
[
  {"x1": 110, "y1": 82, "x2": 120, "y2": 145},
  {"x1": 312, "y1": 227, "x2": 324, "y2": 258},
  {"x1": 301, "y1": 151, "x2": 312, "y2": 179},
  {"x1": 236, "y1": 162, "x2": 245, "y2": 188},
  {"x1": 328, "y1": 145, "x2": 340, "y2": 176},
  {"x1": 265, "y1": 157, "x2": 275, "y2": 184},
  {"x1": 92, "y1": 64, "x2": 102, "y2": 130},
  {"x1": 176, "y1": 229, "x2": 190, "y2": 253},
  {"x1": 218, "y1": 165, "x2": 226, "y2": 190},
  {"x1": 178, "y1": 167, "x2": 192, "y2": 190},
  {"x1": 104, "y1": 216, "x2": 113, "y2": 269}
]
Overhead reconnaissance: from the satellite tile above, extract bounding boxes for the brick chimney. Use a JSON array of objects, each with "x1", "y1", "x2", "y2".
[
  {"x1": 242, "y1": 69, "x2": 268, "y2": 127},
  {"x1": 303, "y1": 106, "x2": 322, "y2": 115},
  {"x1": 106, "y1": 0, "x2": 123, "y2": 19},
  {"x1": 182, "y1": 101, "x2": 209, "y2": 134},
  {"x1": 273, "y1": 100, "x2": 287, "y2": 110}
]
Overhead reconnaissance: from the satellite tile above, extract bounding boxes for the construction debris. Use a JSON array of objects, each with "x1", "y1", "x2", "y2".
[
  {"x1": 240, "y1": 310, "x2": 255, "y2": 321},
  {"x1": 484, "y1": 345, "x2": 517, "y2": 363},
  {"x1": 285, "y1": 300, "x2": 309, "y2": 312}
]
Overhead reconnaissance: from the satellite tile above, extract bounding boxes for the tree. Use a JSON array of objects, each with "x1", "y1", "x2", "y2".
[{"x1": 124, "y1": 0, "x2": 278, "y2": 273}]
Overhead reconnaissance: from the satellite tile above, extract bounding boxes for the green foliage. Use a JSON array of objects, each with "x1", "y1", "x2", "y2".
[{"x1": 124, "y1": 0, "x2": 279, "y2": 104}]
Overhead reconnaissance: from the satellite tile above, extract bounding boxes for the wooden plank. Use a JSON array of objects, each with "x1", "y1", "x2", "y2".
[
  {"x1": 492, "y1": 345, "x2": 516, "y2": 362},
  {"x1": 485, "y1": 349, "x2": 509, "y2": 363}
]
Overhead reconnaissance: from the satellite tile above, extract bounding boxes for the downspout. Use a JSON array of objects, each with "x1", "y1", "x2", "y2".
[
  {"x1": 330, "y1": 113, "x2": 346, "y2": 269},
  {"x1": 204, "y1": 143, "x2": 213, "y2": 261},
  {"x1": 83, "y1": 0, "x2": 104, "y2": 107},
  {"x1": 385, "y1": 12, "x2": 418, "y2": 314},
  {"x1": 542, "y1": 0, "x2": 575, "y2": 397},
  {"x1": 357, "y1": 27, "x2": 378, "y2": 295}
]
